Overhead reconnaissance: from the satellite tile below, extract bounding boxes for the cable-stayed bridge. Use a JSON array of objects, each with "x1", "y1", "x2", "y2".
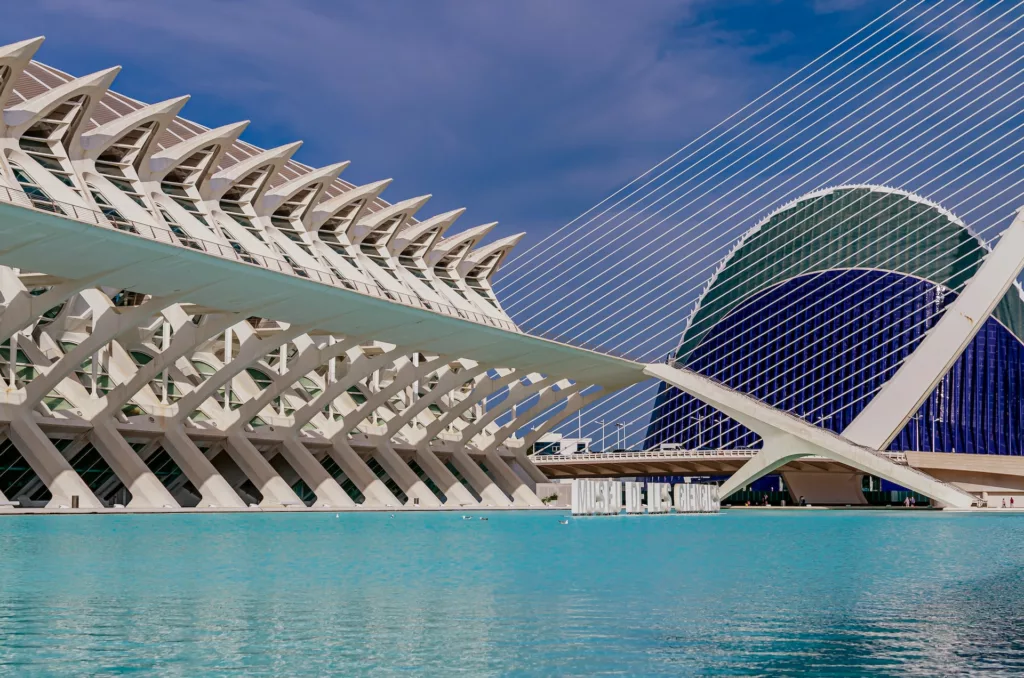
[
  {"x1": 493, "y1": 0, "x2": 1024, "y2": 508},
  {"x1": 0, "y1": 0, "x2": 1023, "y2": 510}
]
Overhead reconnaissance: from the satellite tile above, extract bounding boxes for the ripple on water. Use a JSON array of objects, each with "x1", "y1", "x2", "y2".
[{"x1": 0, "y1": 510, "x2": 1022, "y2": 676}]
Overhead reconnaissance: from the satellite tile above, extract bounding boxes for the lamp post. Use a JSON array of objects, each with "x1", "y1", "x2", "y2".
[
  {"x1": 617, "y1": 422, "x2": 625, "y2": 450},
  {"x1": 598, "y1": 419, "x2": 606, "y2": 452},
  {"x1": 913, "y1": 411, "x2": 923, "y2": 451},
  {"x1": 688, "y1": 414, "x2": 703, "y2": 449}
]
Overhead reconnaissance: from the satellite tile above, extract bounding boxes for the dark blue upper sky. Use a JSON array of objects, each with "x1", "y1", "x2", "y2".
[{"x1": 2, "y1": 0, "x2": 890, "y2": 246}]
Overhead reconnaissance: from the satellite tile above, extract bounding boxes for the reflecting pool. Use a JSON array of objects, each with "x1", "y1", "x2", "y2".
[{"x1": 0, "y1": 510, "x2": 1022, "y2": 676}]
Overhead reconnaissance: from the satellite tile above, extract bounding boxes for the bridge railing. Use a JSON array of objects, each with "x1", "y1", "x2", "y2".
[
  {"x1": 530, "y1": 448, "x2": 911, "y2": 463},
  {"x1": 0, "y1": 184, "x2": 522, "y2": 332},
  {"x1": 530, "y1": 449, "x2": 761, "y2": 462}
]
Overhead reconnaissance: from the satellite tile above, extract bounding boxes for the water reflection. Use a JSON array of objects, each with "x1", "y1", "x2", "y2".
[{"x1": 0, "y1": 511, "x2": 1020, "y2": 676}]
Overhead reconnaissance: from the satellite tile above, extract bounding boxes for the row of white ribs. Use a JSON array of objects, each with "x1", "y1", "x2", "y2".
[{"x1": 0, "y1": 37, "x2": 585, "y2": 510}]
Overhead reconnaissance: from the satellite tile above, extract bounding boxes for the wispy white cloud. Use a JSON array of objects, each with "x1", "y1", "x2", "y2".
[{"x1": 1, "y1": 0, "x2": 886, "y2": 246}]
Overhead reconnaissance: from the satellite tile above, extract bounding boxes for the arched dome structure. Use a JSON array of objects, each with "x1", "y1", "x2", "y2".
[{"x1": 647, "y1": 185, "x2": 1024, "y2": 456}]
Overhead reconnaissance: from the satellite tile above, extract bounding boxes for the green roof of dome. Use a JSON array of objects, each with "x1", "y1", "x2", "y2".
[{"x1": 676, "y1": 185, "x2": 1024, "y2": 362}]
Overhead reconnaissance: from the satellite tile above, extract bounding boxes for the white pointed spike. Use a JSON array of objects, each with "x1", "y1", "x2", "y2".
[
  {"x1": 350, "y1": 194, "x2": 430, "y2": 244},
  {"x1": 390, "y1": 207, "x2": 465, "y2": 254},
  {"x1": 259, "y1": 160, "x2": 349, "y2": 213},
  {"x1": 78, "y1": 94, "x2": 190, "y2": 156},
  {"x1": 0, "y1": 36, "x2": 45, "y2": 61},
  {"x1": 4, "y1": 65, "x2": 121, "y2": 128},
  {"x1": 359, "y1": 194, "x2": 432, "y2": 227},
  {"x1": 144, "y1": 119, "x2": 250, "y2": 180},
  {"x1": 460, "y1": 232, "x2": 524, "y2": 277},
  {"x1": 426, "y1": 222, "x2": 496, "y2": 268},
  {"x1": 204, "y1": 140, "x2": 303, "y2": 201},
  {"x1": 310, "y1": 178, "x2": 392, "y2": 229}
]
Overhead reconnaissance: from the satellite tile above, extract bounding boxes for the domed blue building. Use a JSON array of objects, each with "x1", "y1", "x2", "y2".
[{"x1": 647, "y1": 185, "x2": 1024, "y2": 470}]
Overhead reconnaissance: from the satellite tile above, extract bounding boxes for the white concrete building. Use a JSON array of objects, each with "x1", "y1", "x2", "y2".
[
  {"x1": 0, "y1": 37, "x2": 603, "y2": 511},
  {"x1": 0, "y1": 38, "x2": 1015, "y2": 513}
]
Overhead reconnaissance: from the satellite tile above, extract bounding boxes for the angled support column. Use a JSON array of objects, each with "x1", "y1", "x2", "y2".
[
  {"x1": 97, "y1": 309, "x2": 245, "y2": 420},
  {"x1": 516, "y1": 386, "x2": 612, "y2": 451},
  {"x1": 413, "y1": 446, "x2": 478, "y2": 506},
  {"x1": 417, "y1": 369, "x2": 521, "y2": 444},
  {"x1": 231, "y1": 336, "x2": 361, "y2": 429},
  {"x1": 287, "y1": 345, "x2": 402, "y2": 434},
  {"x1": 278, "y1": 437, "x2": 355, "y2": 508},
  {"x1": 449, "y1": 449, "x2": 512, "y2": 507},
  {"x1": 224, "y1": 433, "x2": 304, "y2": 507},
  {"x1": 513, "y1": 451, "x2": 550, "y2": 486},
  {"x1": 458, "y1": 375, "x2": 552, "y2": 443},
  {"x1": 383, "y1": 363, "x2": 489, "y2": 438},
  {"x1": 0, "y1": 429, "x2": 13, "y2": 510},
  {"x1": 89, "y1": 419, "x2": 178, "y2": 508},
  {"x1": 337, "y1": 354, "x2": 445, "y2": 435},
  {"x1": 466, "y1": 380, "x2": 585, "y2": 507},
  {"x1": 161, "y1": 424, "x2": 246, "y2": 508},
  {"x1": 8, "y1": 415, "x2": 102, "y2": 508},
  {"x1": 329, "y1": 439, "x2": 401, "y2": 507},
  {"x1": 644, "y1": 363, "x2": 976, "y2": 508},
  {"x1": 170, "y1": 322, "x2": 309, "y2": 425},
  {"x1": 92, "y1": 438, "x2": 161, "y2": 501},
  {"x1": 481, "y1": 448, "x2": 543, "y2": 507},
  {"x1": 0, "y1": 267, "x2": 115, "y2": 343},
  {"x1": 368, "y1": 441, "x2": 442, "y2": 507},
  {"x1": 843, "y1": 207, "x2": 1024, "y2": 450}
]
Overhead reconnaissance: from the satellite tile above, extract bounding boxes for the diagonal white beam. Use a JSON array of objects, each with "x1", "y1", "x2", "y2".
[
  {"x1": 842, "y1": 207, "x2": 1024, "y2": 449},
  {"x1": 644, "y1": 362, "x2": 976, "y2": 508}
]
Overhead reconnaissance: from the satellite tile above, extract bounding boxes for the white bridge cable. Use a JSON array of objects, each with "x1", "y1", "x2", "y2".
[
  {"x1": 603, "y1": 85, "x2": 1024, "y2": 364},
  {"x1": 499, "y1": 1, "x2": 951, "y2": 301},
  {"x1": 574, "y1": 169, "x2": 1024, "y2": 450},
  {"x1": 585, "y1": 205, "x2": 1007, "y2": 452},
  {"x1": 520, "y1": 6, "x2": 1024, "y2": 450},
  {"x1": 520, "y1": 5, "x2": 1024, "y2": 358},
  {"x1": 664, "y1": 265, "x2": 1010, "y2": 452},
  {"x1": 512, "y1": 30, "x2": 1015, "y2": 360},
  {"x1": 503, "y1": 0, "x2": 985, "y2": 319},
  {"x1": 565, "y1": 164, "x2": 1019, "y2": 450},
  {"x1": 614, "y1": 179, "x2": 1019, "y2": 445},
  {"x1": 584, "y1": 61, "x2": 1024, "y2": 359},
  {"x1": 615, "y1": 63, "x2": 1024, "y2": 385},
  {"x1": 635, "y1": 205, "x2": 1019, "y2": 452},
  {"x1": 514, "y1": 0, "x2": 1021, "y2": 347},
  {"x1": 585, "y1": 76, "x2": 1024, "y2": 372},
  {"x1": 495, "y1": 0, "x2": 920, "y2": 288}
]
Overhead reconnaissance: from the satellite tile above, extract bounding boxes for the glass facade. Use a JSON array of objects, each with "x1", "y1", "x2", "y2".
[{"x1": 647, "y1": 186, "x2": 1024, "y2": 455}]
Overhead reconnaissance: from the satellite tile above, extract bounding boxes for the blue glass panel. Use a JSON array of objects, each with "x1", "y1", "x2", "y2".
[{"x1": 647, "y1": 269, "x2": 1024, "y2": 455}]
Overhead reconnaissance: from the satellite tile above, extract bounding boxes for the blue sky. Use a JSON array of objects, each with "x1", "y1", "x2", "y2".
[{"x1": 2, "y1": 0, "x2": 891, "y2": 246}]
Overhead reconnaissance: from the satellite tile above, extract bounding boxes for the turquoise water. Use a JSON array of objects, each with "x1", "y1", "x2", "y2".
[{"x1": 0, "y1": 510, "x2": 1023, "y2": 676}]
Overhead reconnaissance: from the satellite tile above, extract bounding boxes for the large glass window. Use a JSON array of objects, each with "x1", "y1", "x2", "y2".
[
  {"x1": 94, "y1": 122, "x2": 155, "y2": 210},
  {"x1": 18, "y1": 96, "x2": 85, "y2": 196},
  {"x1": 159, "y1": 146, "x2": 216, "y2": 226},
  {"x1": 9, "y1": 162, "x2": 63, "y2": 214},
  {"x1": 88, "y1": 185, "x2": 138, "y2": 233}
]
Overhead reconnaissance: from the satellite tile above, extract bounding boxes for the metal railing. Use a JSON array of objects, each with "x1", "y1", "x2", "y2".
[
  {"x1": 530, "y1": 448, "x2": 911, "y2": 463},
  {"x1": 660, "y1": 362, "x2": 972, "y2": 495},
  {"x1": 0, "y1": 185, "x2": 523, "y2": 332},
  {"x1": 530, "y1": 449, "x2": 761, "y2": 462}
]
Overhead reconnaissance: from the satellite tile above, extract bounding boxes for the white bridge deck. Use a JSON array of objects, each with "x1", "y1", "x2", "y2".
[
  {"x1": 0, "y1": 186, "x2": 646, "y2": 392},
  {"x1": 0, "y1": 188, "x2": 984, "y2": 508},
  {"x1": 531, "y1": 448, "x2": 910, "y2": 478}
]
